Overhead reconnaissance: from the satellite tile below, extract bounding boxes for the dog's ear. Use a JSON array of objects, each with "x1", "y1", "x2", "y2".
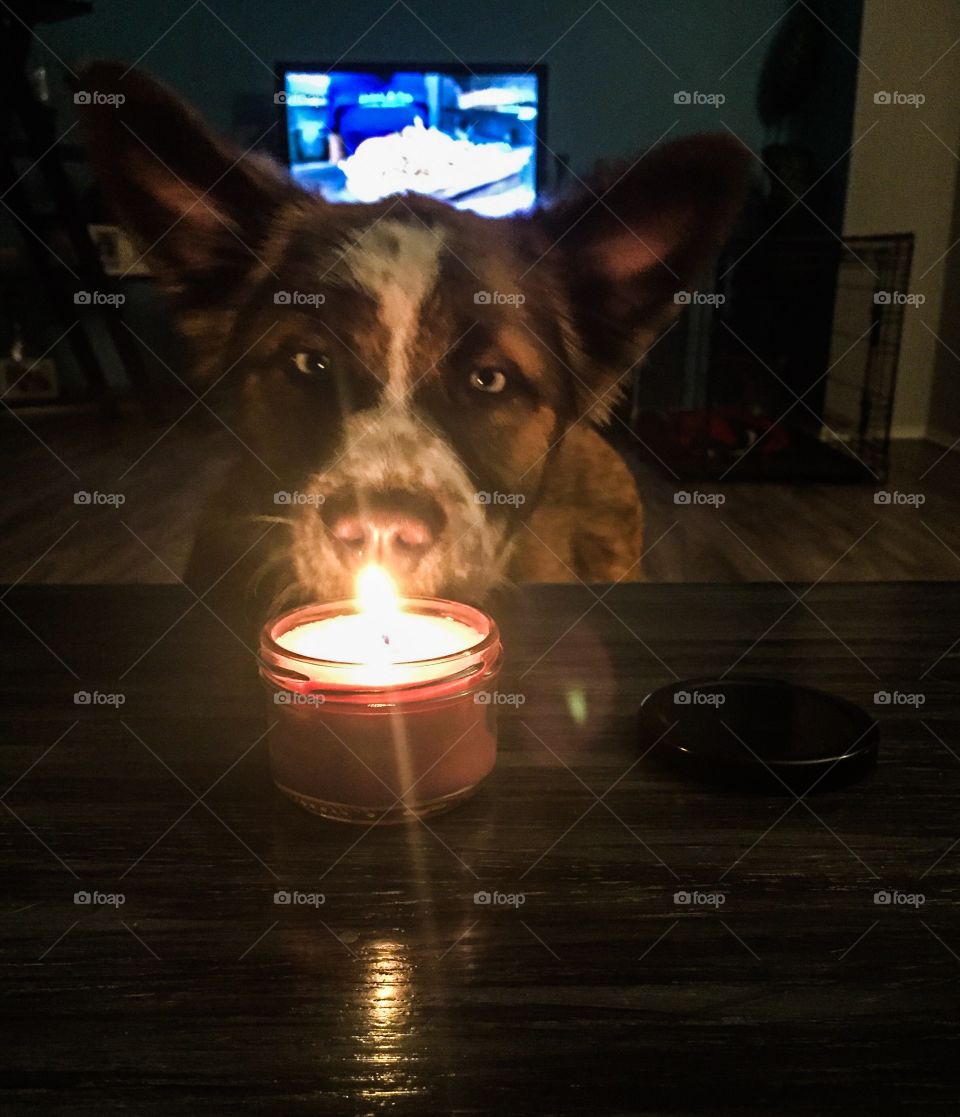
[
  {"x1": 532, "y1": 135, "x2": 751, "y2": 400},
  {"x1": 75, "y1": 61, "x2": 296, "y2": 294}
]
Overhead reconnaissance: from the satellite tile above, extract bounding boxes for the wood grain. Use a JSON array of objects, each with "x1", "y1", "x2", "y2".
[
  {"x1": 2, "y1": 412, "x2": 960, "y2": 586},
  {"x1": 1, "y1": 582, "x2": 959, "y2": 1114}
]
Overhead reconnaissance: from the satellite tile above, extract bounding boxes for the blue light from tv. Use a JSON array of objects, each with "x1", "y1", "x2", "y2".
[{"x1": 283, "y1": 69, "x2": 539, "y2": 217}]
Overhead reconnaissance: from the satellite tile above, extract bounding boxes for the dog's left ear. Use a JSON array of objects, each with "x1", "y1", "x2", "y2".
[
  {"x1": 75, "y1": 61, "x2": 304, "y2": 378},
  {"x1": 530, "y1": 134, "x2": 751, "y2": 395},
  {"x1": 75, "y1": 61, "x2": 297, "y2": 296}
]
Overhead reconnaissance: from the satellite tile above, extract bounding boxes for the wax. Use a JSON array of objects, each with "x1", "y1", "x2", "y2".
[{"x1": 278, "y1": 613, "x2": 481, "y2": 686}]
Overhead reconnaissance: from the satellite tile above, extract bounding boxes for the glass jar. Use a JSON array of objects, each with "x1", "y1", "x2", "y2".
[{"x1": 259, "y1": 598, "x2": 502, "y2": 824}]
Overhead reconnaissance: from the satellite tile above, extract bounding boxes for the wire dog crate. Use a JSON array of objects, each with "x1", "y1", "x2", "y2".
[{"x1": 631, "y1": 234, "x2": 914, "y2": 483}]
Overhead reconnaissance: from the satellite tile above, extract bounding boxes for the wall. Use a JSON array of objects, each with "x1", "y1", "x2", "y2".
[
  {"x1": 929, "y1": 167, "x2": 960, "y2": 443},
  {"x1": 841, "y1": 0, "x2": 960, "y2": 440},
  {"x1": 45, "y1": 0, "x2": 790, "y2": 176}
]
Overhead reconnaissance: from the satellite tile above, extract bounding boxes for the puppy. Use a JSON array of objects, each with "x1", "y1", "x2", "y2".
[{"x1": 77, "y1": 63, "x2": 748, "y2": 628}]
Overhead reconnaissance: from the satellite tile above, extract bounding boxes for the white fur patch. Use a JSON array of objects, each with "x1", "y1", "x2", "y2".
[{"x1": 342, "y1": 220, "x2": 443, "y2": 403}]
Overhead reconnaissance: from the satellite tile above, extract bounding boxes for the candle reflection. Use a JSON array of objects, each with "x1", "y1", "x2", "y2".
[
  {"x1": 365, "y1": 939, "x2": 410, "y2": 1029},
  {"x1": 357, "y1": 939, "x2": 423, "y2": 1103}
]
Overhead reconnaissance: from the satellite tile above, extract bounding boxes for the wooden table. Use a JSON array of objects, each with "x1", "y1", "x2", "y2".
[{"x1": 2, "y1": 582, "x2": 959, "y2": 1114}]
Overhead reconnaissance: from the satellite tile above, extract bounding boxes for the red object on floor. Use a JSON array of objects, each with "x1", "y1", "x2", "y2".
[{"x1": 671, "y1": 406, "x2": 791, "y2": 457}]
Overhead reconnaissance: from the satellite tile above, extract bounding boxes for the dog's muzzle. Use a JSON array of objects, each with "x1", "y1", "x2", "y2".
[{"x1": 290, "y1": 408, "x2": 511, "y2": 600}]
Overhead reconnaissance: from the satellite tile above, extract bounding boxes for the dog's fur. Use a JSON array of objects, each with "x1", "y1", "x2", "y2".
[{"x1": 78, "y1": 63, "x2": 749, "y2": 625}]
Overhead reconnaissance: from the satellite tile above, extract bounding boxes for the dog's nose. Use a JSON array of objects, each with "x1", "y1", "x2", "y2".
[
  {"x1": 323, "y1": 491, "x2": 446, "y2": 575},
  {"x1": 332, "y1": 510, "x2": 436, "y2": 562}
]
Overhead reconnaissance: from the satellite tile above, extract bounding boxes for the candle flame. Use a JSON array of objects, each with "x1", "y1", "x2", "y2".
[{"x1": 356, "y1": 564, "x2": 400, "y2": 618}]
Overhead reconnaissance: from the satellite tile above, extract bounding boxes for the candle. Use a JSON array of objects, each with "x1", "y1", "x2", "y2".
[{"x1": 259, "y1": 567, "x2": 502, "y2": 824}]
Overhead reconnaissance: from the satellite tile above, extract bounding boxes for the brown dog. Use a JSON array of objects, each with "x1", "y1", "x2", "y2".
[{"x1": 78, "y1": 63, "x2": 748, "y2": 624}]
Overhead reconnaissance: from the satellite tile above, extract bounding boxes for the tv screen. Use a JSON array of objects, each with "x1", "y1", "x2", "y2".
[{"x1": 277, "y1": 64, "x2": 543, "y2": 218}]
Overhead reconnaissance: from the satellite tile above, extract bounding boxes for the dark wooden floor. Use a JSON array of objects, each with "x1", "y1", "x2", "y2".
[{"x1": 2, "y1": 408, "x2": 959, "y2": 585}]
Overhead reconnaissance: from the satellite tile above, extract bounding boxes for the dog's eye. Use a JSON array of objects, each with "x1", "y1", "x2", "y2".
[
  {"x1": 291, "y1": 350, "x2": 332, "y2": 377},
  {"x1": 469, "y1": 366, "x2": 507, "y2": 394}
]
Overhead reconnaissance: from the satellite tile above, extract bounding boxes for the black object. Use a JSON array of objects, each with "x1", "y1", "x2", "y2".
[{"x1": 639, "y1": 676, "x2": 878, "y2": 793}]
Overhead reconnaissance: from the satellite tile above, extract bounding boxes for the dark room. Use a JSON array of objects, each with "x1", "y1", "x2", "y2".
[{"x1": 2, "y1": 1, "x2": 958, "y2": 1112}]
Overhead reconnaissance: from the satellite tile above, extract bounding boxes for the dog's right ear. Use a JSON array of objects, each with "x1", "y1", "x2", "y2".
[
  {"x1": 76, "y1": 61, "x2": 297, "y2": 294},
  {"x1": 528, "y1": 134, "x2": 750, "y2": 417}
]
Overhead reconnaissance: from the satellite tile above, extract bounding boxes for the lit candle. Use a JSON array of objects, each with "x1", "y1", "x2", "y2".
[
  {"x1": 277, "y1": 567, "x2": 484, "y2": 686},
  {"x1": 259, "y1": 567, "x2": 502, "y2": 824}
]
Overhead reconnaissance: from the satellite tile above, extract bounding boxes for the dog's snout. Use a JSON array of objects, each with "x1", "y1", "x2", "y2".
[{"x1": 322, "y1": 490, "x2": 447, "y2": 575}]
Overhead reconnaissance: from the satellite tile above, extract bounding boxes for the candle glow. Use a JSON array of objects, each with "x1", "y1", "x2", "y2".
[{"x1": 278, "y1": 565, "x2": 481, "y2": 678}]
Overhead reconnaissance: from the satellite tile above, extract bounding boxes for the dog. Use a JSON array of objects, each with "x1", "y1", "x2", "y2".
[{"x1": 77, "y1": 63, "x2": 748, "y2": 629}]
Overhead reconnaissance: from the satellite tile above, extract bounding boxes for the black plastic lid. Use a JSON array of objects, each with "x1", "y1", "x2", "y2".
[{"x1": 638, "y1": 677, "x2": 879, "y2": 794}]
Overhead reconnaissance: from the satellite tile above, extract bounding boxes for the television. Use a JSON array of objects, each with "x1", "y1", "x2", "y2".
[{"x1": 276, "y1": 62, "x2": 546, "y2": 218}]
